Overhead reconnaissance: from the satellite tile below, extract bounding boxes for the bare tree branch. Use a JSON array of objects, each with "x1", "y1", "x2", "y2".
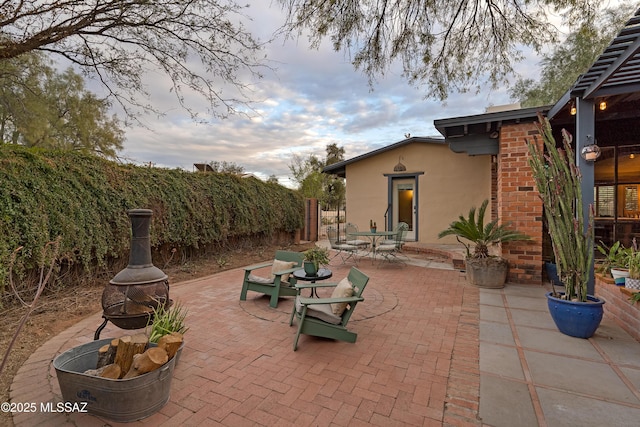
[
  {"x1": 0, "y1": 1, "x2": 270, "y2": 120},
  {"x1": 276, "y1": 0, "x2": 600, "y2": 100},
  {"x1": 0, "y1": 238, "x2": 60, "y2": 376}
]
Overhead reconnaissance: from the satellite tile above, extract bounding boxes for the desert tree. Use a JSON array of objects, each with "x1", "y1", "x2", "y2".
[
  {"x1": 277, "y1": 0, "x2": 603, "y2": 100},
  {"x1": 0, "y1": 52, "x2": 124, "y2": 158},
  {"x1": 510, "y1": 3, "x2": 637, "y2": 107},
  {"x1": 206, "y1": 160, "x2": 245, "y2": 174},
  {"x1": 289, "y1": 143, "x2": 345, "y2": 208},
  {"x1": 0, "y1": 0, "x2": 268, "y2": 120}
]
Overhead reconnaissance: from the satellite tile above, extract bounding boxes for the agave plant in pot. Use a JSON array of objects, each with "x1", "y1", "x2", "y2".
[
  {"x1": 438, "y1": 199, "x2": 530, "y2": 288},
  {"x1": 528, "y1": 114, "x2": 604, "y2": 338}
]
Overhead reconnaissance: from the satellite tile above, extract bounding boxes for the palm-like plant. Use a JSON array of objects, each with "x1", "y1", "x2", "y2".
[{"x1": 438, "y1": 199, "x2": 530, "y2": 259}]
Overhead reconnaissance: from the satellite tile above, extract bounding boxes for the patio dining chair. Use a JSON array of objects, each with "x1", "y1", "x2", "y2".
[
  {"x1": 327, "y1": 226, "x2": 359, "y2": 265},
  {"x1": 239, "y1": 250, "x2": 304, "y2": 308},
  {"x1": 289, "y1": 266, "x2": 369, "y2": 350},
  {"x1": 345, "y1": 222, "x2": 371, "y2": 250},
  {"x1": 381, "y1": 222, "x2": 409, "y2": 246},
  {"x1": 377, "y1": 222, "x2": 409, "y2": 266}
]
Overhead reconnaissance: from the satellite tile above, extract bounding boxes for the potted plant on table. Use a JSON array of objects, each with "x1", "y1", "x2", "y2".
[
  {"x1": 528, "y1": 114, "x2": 604, "y2": 338},
  {"x1": 303, "y1": 246, "x2": 330, "y2": 276},
  {"x1": 438, "y1": 199, "x2": 530, "y2": 288}
]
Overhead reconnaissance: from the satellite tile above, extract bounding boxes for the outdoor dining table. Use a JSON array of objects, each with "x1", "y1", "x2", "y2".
[{"x1": 348, "y1": 230, "x2": 397, "y2": 260}]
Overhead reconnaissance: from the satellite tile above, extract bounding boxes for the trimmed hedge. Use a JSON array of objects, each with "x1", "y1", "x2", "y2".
[{"x1": 0, "y1": 145, "x2": 304, "y2": 297}]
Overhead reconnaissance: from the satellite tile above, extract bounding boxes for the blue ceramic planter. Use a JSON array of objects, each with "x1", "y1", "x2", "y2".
[
  {"x1": 546, "y1": 292, "x2": 605, "y2": 339},
  {"x1": 544, "y1": 262, "x2": 562, "y2": 286}
]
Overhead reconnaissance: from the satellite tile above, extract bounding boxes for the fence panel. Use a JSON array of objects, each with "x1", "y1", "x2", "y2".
[{"x1": 319, "y1": 207, "x2": 346, "y2": 240}]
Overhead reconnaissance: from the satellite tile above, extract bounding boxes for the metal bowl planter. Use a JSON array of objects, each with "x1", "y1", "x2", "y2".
[
  {"x1": 546, "y1": 292, "x2": 605, "y2": 339},
  {"x1": 53, "y1": 339, "x2": 177, "y2": 422}
]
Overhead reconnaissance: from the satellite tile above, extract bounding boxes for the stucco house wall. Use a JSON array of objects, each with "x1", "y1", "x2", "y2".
[{"x1": 344, "y1": 141, "x2": 492, "y2": 244}]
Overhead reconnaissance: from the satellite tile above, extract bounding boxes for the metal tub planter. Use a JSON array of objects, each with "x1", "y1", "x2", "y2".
[{"x1": 53, "y1": 338, "x2": 176, "y2": 423}]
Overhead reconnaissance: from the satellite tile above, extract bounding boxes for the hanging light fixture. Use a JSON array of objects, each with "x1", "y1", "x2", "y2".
[
  {"x1": 393, "y1": 156, "x2": 406, "y2": 172},
  {"x1": 599, "y1": 100, "x2": 607, "y2": 111},
  {"x1": 580, "y1": 135, "x2": 601, "y2": 161},
  {"x1": 570, "y1": 103, "x2": 577, "y2": 115}
]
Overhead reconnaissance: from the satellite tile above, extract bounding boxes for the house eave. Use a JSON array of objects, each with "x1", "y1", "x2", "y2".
[
  {"x1": 322, "y1": 136, "x2": 445, "y2": 178},
  {"x1": 434, "y1": 105, "x2": 551, "y2": 155}
]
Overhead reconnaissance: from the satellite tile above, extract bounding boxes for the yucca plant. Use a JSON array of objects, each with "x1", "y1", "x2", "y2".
[
  {"x1": 148, "y1": 301, "x2": 189, "y2": 343},
  {"x1": 438, "y1": 199, "x2": 530, "y2": 259}
]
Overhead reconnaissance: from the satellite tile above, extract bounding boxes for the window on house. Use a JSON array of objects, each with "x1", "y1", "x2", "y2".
[
  {"x1": 594, "y1": 144, "x2": 640, "y2": 246},
  {"x1": 595, "y1": 186, "x2": 614, "y2": 217}
]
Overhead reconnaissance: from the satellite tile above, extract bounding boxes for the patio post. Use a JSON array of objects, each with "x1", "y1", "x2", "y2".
[{"x1": 575, "y1": 97, "x2": 596, "y2": 295}]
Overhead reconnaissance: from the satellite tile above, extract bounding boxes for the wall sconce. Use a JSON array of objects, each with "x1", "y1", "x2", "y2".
[
  {"x1": 393, "y1": 156, "x2": 406, "y2": 172},
  {"x1": 599, "y1": 100, "x2": 607, "y2": 111},
  {"x1": 580, "y1": 135, "x2": 601, "y2": 161},
  {"x1": 570, "y1": 104, "x2": 577, "y2": 115}
]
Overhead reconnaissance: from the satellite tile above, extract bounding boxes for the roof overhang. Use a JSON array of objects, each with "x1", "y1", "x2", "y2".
[
  {"x1": 322, "y1": 136, "x2": 445, "y2": 178},
  {"x1": 549, "y1": 8, "x2": 640, "y2": 120},
  {"x1": 572, "y1": 10, "x2": 640, "y2": 101},
  {"x1": 434, "y1": 106, "x2": 551, "y2": 155}
]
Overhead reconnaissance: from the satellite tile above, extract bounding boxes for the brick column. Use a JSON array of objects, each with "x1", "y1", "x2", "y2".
[
  {"x1": 498, "y1": 123, "x2": 544, "y2": 284},
  {"x1": 303, "y1": 198, "x2": 319, "y2": 241}
]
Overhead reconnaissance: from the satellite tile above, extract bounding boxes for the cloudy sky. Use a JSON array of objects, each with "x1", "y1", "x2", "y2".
[{"x1": 111, "y1": 2, "x2": 557, "y2": 188}]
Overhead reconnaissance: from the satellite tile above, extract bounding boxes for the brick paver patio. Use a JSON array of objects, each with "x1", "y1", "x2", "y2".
[{"x1": 11, "y1": 257, "x2": 481, "y2": 426}]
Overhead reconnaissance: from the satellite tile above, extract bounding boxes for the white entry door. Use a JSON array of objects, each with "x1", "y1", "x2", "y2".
[{"x1": 392, "y1": 179, "x2": 416, "y2": 240}]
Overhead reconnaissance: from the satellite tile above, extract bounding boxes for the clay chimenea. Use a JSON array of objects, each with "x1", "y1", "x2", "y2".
[{"x1": 95, "y1": 209, "x2": 170, "y2": 340}]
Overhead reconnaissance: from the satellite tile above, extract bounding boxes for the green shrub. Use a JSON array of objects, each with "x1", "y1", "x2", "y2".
[{"x1": 0, "y1": 145, "x2": 304, "y2": 299}]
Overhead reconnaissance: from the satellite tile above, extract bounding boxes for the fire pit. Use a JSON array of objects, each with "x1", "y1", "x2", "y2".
[{"x1": 95, "y1": 209, "x2": 170, "y2": 340}]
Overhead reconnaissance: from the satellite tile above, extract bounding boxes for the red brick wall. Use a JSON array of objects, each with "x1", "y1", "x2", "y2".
[
  {"x1": 491, "y1": 157, "x2": 498, "y2": 222},
  {"x1": 303, "y1": 198, "x2": 319, "y2": 242},
  {"x1": 596, "y1": 275, "x2": 640, "y2": 342},
  {"x1": 498, "y1": 123, "x2": 543, "y2": 284}
]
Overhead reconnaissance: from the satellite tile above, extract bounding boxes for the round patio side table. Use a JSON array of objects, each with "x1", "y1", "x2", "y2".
[{"x1": 292, "y1": 268, "x2": 333, "y2": 298}]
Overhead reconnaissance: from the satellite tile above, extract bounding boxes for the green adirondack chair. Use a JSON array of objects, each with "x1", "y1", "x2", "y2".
[
  {"x1": 240, "y1": 250, "x2": 304, "y2": 308},
  {"x1": 289, "y1": 267, "x2": 369, "y2": 351}
]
